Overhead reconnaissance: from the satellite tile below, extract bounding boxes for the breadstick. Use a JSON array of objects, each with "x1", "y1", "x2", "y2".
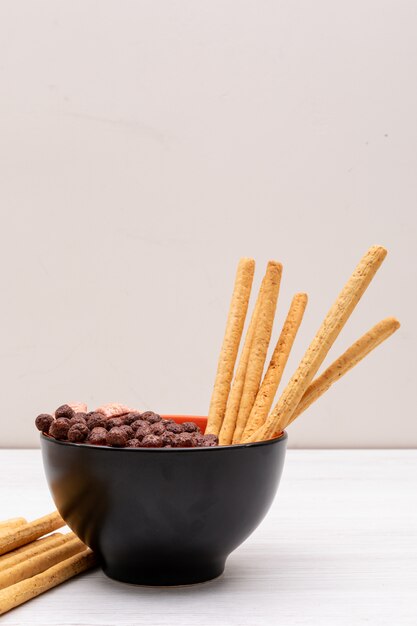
[
  {"x1": 0, "y1": 536, "x2": 86, "y2": 589},
  {"x1": 0, "y1": 549, "x2": 96, "y2": 615},
  {"x1": 0, "y1": 512, "x2": 65, "y2": 556},
  {"x1": 0, "y1": 519, "x2": 26, "y2": 532},
  {"x1": 288, "y1": 317, "x2": 400, "y2": 424},
  {"x1": 0, "y1": 533, "x2": 69, "y2": 570},
  {"x1": 250, "y1": 246, "x2": 387, "y2": 441},
  {"x1": 241, "y1": 293, "x2": 307, "y2": 442},
  {"x1": 218, "y1": 277, "x2": 265, "y2": 445},
  {"x1": 206, "y1": 258, "x2": 255, "y2": 436},
  {"x1": 232, "y1": 261, "x2": 282, "y2": 443}
]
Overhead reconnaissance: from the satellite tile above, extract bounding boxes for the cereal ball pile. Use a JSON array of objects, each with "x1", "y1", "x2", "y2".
[{"x1": 35, "y1": 406, "x2": 219, "y2": 449}]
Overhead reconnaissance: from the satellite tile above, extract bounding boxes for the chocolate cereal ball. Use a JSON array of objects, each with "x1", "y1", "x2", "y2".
[
  {"x1": 149, "y1": 422, "x2": 165, "y2": 436},
  {"x1": 49, "y1": 418, "x2": 71, "y2": 440},
  {"x1": 126, "y1": 438, "x2": 141, "y2": 448},
  {"x1": 131, "y1": 419, "x2": 148, "y2": 431},
  {"x1": 193, "y1": 432, "x2": 205, "y2": 446},
  {"x1": 69, "y1": 413, "x2": 87, "y2": 426},
  {"x1": 67, "y1": 422, "x2": 89, "y2": 443},
  {"x1": 161, "y1": 431, "x2": 174, "y2": 447},
  {"x1": 141, "y1": 434, "x2": 163, "y2": 448},
  {"x1": 88, "y1": 427, "x2": 108, "y2": 446},
  {"x1": 86, "y1": 413, "x2": 107, "y2": 430},
  {"x1": 141, "y1": 411, "x2": 161, "y2": 424},
  {"x1": 35, "y1": 413, "x2": 54, "y2": 434},
  {"x1": 119, "y1": 424, "x2": 134, "y2": 439},
  {"x1": 173, "y1": 432, "x2": 194, "y2": 448},
  {"x1": 165, "y1": 422, "x2": 183, "y2": 435},
  {"x1": 123, "y1": 412, "x2": 142, "y2": 425},
  {"x1": 201, "y1": 434, "x2": 218, "y2": 447},
  {"x1": 182, "y1": 421, "x2": 199, "y2": 433},
  {"x1": 55, "y1": 404, "x2": 74, "y2": 419},
  {"x1": 107, "y1": 417, "x2": 124, "y2": 430},
  {"x1": 106, "y1": 427, "x2": 128, "y2": 447},
  {"x1": 134, "y1": 423, "x2": 151, "y2": 440}
]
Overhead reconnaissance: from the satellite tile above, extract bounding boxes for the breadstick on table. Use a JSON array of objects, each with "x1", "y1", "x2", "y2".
[
  {"x1": 250, "y1": 246, "x2": 387, "y2": 442},
  {"x1": 241, "y1": 292, "x2": 308, "y2": 442},
  {"x1": 232, "y1": 261, "x2": 282, "y2": 443},
  {"x1": 0, "y1": 512, "x2": 65, "y2": 556},
  {"x1": 0, "y1": 535, "x2": 86, "y2": 589},
  {"x1": 0, "y1": 548, "x2": 96, "y2": 615},
  {"x1": 288, "y1": 317, "x2": 400, "y2": 424},
  {"x1": 0, "y1": 533, "x2": 71, "y2": 570},
  {"x1": 206, "y1": 258, "x2": 255, "y2": 436},
  {"x1": 0, "y1": 519, "x2": 26, "y2": 532},
  {"x1": 218, "y1": 275, "x2": 265, "y2": 445}
]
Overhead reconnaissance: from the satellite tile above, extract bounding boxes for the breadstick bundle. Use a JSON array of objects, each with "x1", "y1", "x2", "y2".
[
  {"x1": 230, "y1": 261, "x2": 282, "y2": 444},
  {"x1": 0, "y1": 511, "x2": 96, "y2": 616},
  {"x1": 208, "y1": 246, "x2": 400, "y2": 444}
]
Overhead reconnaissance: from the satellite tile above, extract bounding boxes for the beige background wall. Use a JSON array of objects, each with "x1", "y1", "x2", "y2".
[{"x1": 0, "y1": 1, "x2": 415, "y2": 448}]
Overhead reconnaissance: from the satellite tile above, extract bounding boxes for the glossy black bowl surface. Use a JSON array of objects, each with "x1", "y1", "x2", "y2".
[{"x1": 41, "y1": 424, "x2": 287, "y2": 586}]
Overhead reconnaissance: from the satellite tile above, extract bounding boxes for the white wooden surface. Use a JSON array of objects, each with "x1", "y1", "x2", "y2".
[{"x1": 1, "y1": 450, "x2": 416, "y2": 625}]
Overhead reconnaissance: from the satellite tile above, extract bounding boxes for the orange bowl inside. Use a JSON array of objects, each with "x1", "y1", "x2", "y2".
[{"x1": 164, "y1": 415, "x2": 207, "y2": 433}]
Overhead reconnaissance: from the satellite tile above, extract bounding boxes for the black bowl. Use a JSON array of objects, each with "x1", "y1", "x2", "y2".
[{"x1": 40, "y1": 418, "x2": 287, "y2": 586}]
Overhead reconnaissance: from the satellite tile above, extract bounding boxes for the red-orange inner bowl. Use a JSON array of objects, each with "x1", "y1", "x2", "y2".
[{"x1": 164, "y1": 415, "x2": 207, "y2": 433}]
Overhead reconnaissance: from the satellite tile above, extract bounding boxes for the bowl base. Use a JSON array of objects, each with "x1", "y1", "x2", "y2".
[{"x1": 102, "y1": 558, "x2": 226, "y2": 586}]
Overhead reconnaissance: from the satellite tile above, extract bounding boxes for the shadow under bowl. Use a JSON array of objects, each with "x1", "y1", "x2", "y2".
[{"x1": 40, "y1": 416, "x2": 287, "y2": 586}]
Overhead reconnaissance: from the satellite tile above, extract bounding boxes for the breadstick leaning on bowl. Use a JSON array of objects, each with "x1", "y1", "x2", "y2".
[
  {"x1": 206, "y1": 258, "x2": 255, "y2": 436},
  {"x1": 218, "y1": 276, "x2": 264, "y2": 445},
  {"x1": 288, "y1": 316, "x2": 400, "y2": 424},
  {"x1": 244, "y1": 245, "x2": 387, "y2": 443},
  {"x1": 241, "y1": 292, "x2": 308, "y2": 441}
]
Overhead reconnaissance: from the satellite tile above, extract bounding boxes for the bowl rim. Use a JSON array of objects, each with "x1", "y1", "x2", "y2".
[{"x1": 40, "y1": 430, "x2": 287, "y2": 453}]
